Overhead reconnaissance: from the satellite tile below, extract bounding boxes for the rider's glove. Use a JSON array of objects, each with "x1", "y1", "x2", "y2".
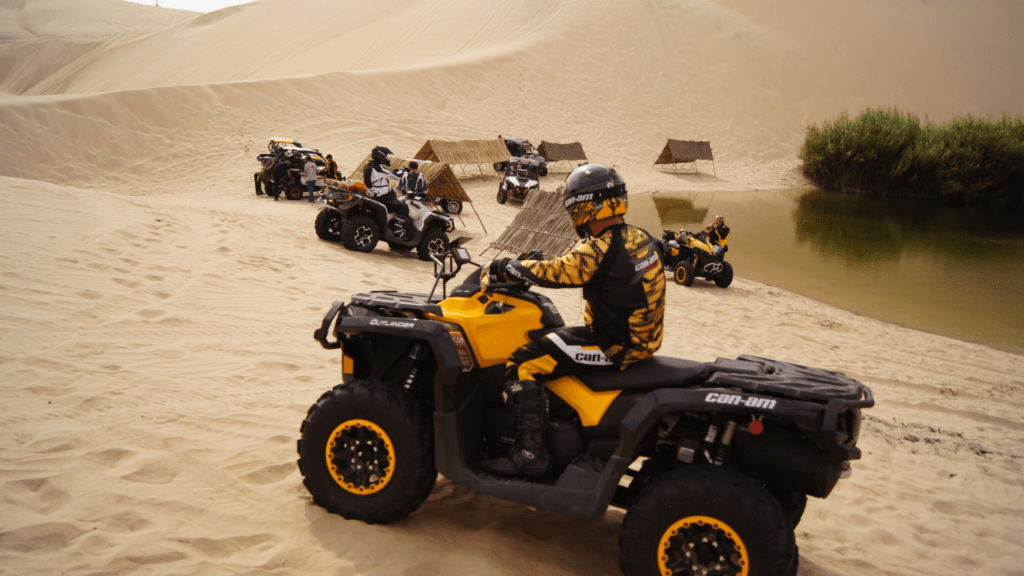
[{"x1": 520, "y1": 249, "x2": 544, "y2": 261}]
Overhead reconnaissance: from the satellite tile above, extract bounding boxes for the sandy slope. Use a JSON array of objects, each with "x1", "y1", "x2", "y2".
[{"x1": 1, "y1": 0, "x2": 1023, "y2": 575}]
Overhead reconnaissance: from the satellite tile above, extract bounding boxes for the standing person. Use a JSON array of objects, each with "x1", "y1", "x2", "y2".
[
  {"x1": 304, "y1": 157, "x2": 319, "y2": 202},
  {"x1": 268, "y1": 156, "x2": 289, "y2": 201},
  {"x1": 324, "y1": 154, "x2": 339, "y2": 180},
  {"x1": 363, "y1": 146, "x2": 410, "y2": 235},
  {"x1": 479, "y1": 164, "x2": 666, "y2": 477}
]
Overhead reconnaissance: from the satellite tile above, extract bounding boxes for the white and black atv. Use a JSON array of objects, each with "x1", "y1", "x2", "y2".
[
  {"x1": 497, "y1": 156, "x2": 542, "y2": 204},
  {"x1": 315, "y1": 180, "x2": 455, "y2": 261}
]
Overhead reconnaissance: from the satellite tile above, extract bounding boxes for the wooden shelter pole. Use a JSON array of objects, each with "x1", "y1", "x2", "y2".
[{"x1": 470, "y1": 201, "x2": 488, "y2": 234}]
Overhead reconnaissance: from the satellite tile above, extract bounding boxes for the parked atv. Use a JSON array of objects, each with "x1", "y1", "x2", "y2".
[
  {"x1": 493, "y1": 136, "x2": 548, "y2": 176},
  {"x1": 496, "y1": 156, "x2": 542, "y2": 204},
  {"x1": 315, "y1": 179, "x2": 454, "y2": 261},
  {"x1": 661, "y1": 229, "x2": 734, "y2": 288},
  {"x1": 300, "y1": 244, "x2": 872, "y2": 576},
  {"x1": 254, "y1": 140, "x2": 327, "y2": 200}
]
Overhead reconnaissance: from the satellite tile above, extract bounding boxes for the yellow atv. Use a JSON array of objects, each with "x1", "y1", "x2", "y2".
[
  {"x1": 300, "y1": 243, "x2": 872, "y2": 576},
  {"x1": 661, "y1": 229, "x2": 733, "y2": 287}
]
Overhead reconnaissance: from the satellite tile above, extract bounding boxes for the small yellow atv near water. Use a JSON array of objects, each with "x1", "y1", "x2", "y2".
[{"x1": 299, "y1": 242, "x2": 872, "y2": 576}]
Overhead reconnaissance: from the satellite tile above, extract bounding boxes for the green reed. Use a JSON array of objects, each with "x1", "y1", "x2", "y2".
[{"x1": 800, "y1": 108, "x2": 1024, "y2": 209}]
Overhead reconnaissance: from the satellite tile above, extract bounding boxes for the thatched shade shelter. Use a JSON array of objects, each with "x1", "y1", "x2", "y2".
[
  {"x1": 413, "y1": 138, "x2": 510, "y2": 177},
  {"x1": 654, "y1": 139, "x2": 716, "y2": 177},
  {"x1": 537, "y1": 141, "x2": 588, "y2": 170},
  {"x1": 485, "y1": 190, "x2": 579, "y2": 258},
  {"x1": 352, "y1": 154, "x2": 487, "y2": 233}
]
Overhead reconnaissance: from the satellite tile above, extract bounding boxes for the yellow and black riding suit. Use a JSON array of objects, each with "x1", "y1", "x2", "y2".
[
  {"x1": 703, "y1": 222, "x2": 730, "y2": 250},
  {"x1": 491, "y1": 222, "x2": 666, "y2": 383}
]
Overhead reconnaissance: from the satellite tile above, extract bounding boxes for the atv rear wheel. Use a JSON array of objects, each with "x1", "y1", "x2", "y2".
[
  {"x1": 285, "y1": 183, "x2": 304, "y2": 201},
  {"x1": 315, "y1": 209, "x2": 344, "y2": 242},
  {"x1": 673, "y1": 261, "x2": 696, "y2": 287},
  {"x1": 714, "y1": 261, "x2": 734, "y2": 288},
  {"x1": 297, "y1": 381, "x2": 437, "y2": 525},
  {"x1": 342, "y1": 215, "x2": 380, "y2": 253},
  {"x1": 620, "y1": 465, "x2": 797, "y2": 576},
  {"x1": 496, "y1": 188, "x2": 508, "y2": 204},
  {"x1": 538, "y1": 166, "x2": 548, "y2": 177},
  {"x1": 444, "y1": 199, "x2": 463, "y2": 214},
  {"x1": 417, "y1": 230, "x2": 449, "y2": 262}
]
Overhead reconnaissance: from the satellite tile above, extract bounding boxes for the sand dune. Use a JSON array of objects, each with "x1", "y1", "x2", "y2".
[{"x1": 1, "y1": 0, "x2": 1023, "y2": 575}]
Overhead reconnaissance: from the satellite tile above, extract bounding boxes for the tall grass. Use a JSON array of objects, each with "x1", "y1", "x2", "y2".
[{"x1": 800, "y1": 108, "x2": 1024, "y2": 210}]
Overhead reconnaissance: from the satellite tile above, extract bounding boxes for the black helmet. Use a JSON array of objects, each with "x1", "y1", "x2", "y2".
[
  {"x1": 371, "y1": 146, "x2": 393, "y2": 166},
  {"x1": 562, "y1": 163, "x2": 628, "y2": 238}
]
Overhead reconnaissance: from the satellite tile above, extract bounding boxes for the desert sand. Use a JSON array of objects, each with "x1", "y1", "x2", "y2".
[{"x1": 2, "y1": 1, "x2": 1023, "y2": 575}]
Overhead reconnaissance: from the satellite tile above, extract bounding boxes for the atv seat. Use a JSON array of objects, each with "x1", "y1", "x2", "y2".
[{"x1": 579, "y1": 356, "x2": 709, "y2": 392}]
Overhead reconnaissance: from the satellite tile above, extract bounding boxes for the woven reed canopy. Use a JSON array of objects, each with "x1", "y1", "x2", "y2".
[
  {"x1": 485, "y1": 190, "x2": 579, "y2": 258},
  {"x1": 413, "y1": 138, "x2": 510, "y2": 166},
  {"x1": 654, "y1": 139, "x2": 716, "y2": 177},
  {"x1": 537, "y1": 141, "x2": 588, "y2": 163}
]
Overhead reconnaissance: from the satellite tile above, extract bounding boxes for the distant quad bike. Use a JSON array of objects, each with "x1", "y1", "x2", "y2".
[
  {"x1": 661, "y1": 229, "x2": 734, "y2": 288},
  {"x1": 315, "y1": 179, "x2": 455, "y2": 261},
  {"x1": 496, "y1": 156, "x2": 542, "y2": 204},
  {"x1": 299, "y1": 243, "x2": 873, "y2": 576},
  {"x1": 254, "y1": 139, "x2": 326, "y2": 200},
  {"x1": 433, "y1": 197, "x2": 463, "y2": 215},
  {"x1": 493, "y1": 136, "x2": 548, "y2": 177}
]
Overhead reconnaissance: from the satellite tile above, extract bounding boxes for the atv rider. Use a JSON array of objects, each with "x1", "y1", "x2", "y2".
[
  {"x1": 362, "y1": 146, "x2": 411, "y2": 236},
  {"x1": 398, "y1": 161, "x2": 427, "y2": 196},
  {"x1": 701, "y1": 214, "x2": 730, "y2": 255},
  {"x1": 480, "y1": 164, "x2": 666, "y2": 477}
]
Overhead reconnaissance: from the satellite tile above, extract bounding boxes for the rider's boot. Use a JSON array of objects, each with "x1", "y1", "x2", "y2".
[
  {"x1": 480, "y1": 380, "x2": 552, "y2": 477},
  {"x1": 391, "y1": 215, "x2": 408, "y2": 239}
]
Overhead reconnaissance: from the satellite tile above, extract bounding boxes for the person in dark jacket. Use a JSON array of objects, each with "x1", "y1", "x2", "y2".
[
  {"x1": 480, "y1": 164, "x2": 666, "y2": 476},
  {"x1": 324, "y1": 154, "x2": 339, "y2": 180},
  {"x1": 702, "y1": 214, "x2": 730, "y2": 254}
]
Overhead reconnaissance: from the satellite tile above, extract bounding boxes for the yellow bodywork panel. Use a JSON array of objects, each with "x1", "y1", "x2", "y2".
[
  {"x1": 546, "y1": 376, "x2": 622, "y2": 427},
  {"x1": 428, "y1": 292, "x2": 546, "y2": 368}
]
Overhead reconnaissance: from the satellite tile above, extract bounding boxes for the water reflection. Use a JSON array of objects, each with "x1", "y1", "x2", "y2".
[
  {"x1": 792, "y1": 190, "x2": 1023, "y2": 265},
  {"x1": 633, "y1": 189, "x2": 1024, "y2": 353}
]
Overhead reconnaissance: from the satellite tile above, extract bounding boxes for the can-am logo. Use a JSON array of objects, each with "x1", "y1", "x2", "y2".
[
  {"x1": 635, "y1": 253, "x2": 659, "y2": 272},
  {"x1": 369, "y1": 319, "x2": 415, "y2": 328},
  {"x1": 564, "y1": 193, "x2": 593, "y2": 208},
  {"x1": 704, "y1": 392, "x2": 777, "y2": 410}
]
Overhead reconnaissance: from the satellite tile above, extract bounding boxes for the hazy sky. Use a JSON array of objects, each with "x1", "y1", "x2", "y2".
[{"x1": 123, "y1": 0, "x2": 252, "y2": 13}]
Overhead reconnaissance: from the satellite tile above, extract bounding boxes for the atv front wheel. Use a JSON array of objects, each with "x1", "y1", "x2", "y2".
[
  {"x1": 496, "y1": 188, "x2": 508, "y2": 204},
  {"x1": 673, "y1": 261, "x2": 696, "y2": 287},
  {"x1": 342, "y1": 215, "x2": 380, "y2": 253},
  {"x1": 285, "y1": 183, "x2": 304, "y2": 201},
  {"x1": 315, "y1": 209, "x2": 344, "y2": 242},
  {"x1": 417, "y1": 230, "x2": 449, "y2": 262},
  {"x1": 297, "y1": 381, "x2": 437, "y2": 524},
  {"x1": 538, "y1": 166, "x2": 548, "y2": 177},
  {"x1": 494, "y1": 162, "x2": 507, "y2": 172},
  {"x1": 254, "y1": 173, "x2": 262, "y2": 195},
  {"x1": 620, "y1": 465, "x2": 797, "y2": 576},
  {"x1": 714, "y1": 261, "x2": 734, "y2": 288}
]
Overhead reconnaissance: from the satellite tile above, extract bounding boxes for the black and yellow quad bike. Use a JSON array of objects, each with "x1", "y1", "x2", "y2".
[
  {"x1": 299, "y1": 242, "x2": 872, "y2": 576},
  {"x1": 661, "y1": 229, "x2": 733, "y2": 288}
]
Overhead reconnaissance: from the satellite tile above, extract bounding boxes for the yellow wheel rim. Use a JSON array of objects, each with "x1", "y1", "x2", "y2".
[
  {"x1": 675, "y1": 266, "x2": 688, "y2": 283},
  {"x1": 325, "y1": 419, "x2": 396, "y2": 495},
  {"x1": 658, "y1": 515, "x2": 749, "y2": 576}
]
